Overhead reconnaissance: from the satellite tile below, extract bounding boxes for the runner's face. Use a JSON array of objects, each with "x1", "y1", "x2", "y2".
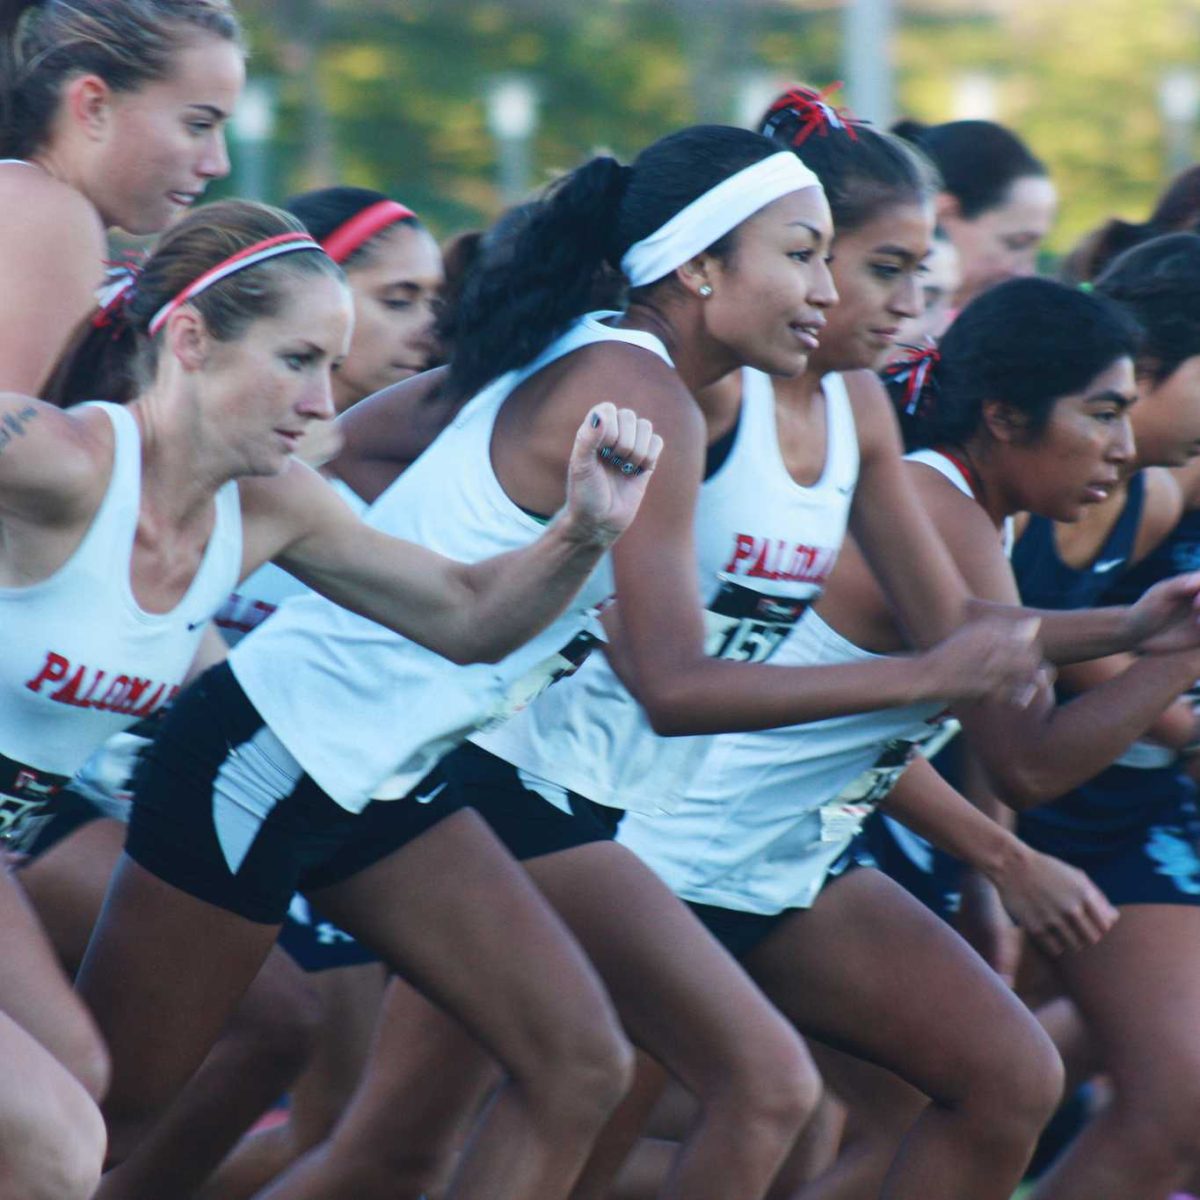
[
  {"x1": 701, "y1": 186, "x2": 837, "y2": 377},
  {"x1": 813, "y1": 201, "x2": 933, "y2": 374},
  {"x1": 334, "y1": 223, "x2": 445, "y2": 412},
  {"x1": 894, "y1": 233, "x2": 961, "y2": 350},
  {"x1": 194, "y1": 273, "x2": 353, "y2": 476},
  {"x1": 1004, "y1": 358, "x2": 1136, "y2": 521},
  {"x1": 943, "y1": 175, "x2": 1057, "y2": 307},
  {"x1": 92, "y1": 35, "x2": 243, "y2": 234},
  {"x1": 1132, "y1": 355, "x2": 1200, "y2": 467}
]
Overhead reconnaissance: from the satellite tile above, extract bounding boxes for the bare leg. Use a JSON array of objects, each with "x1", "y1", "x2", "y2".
[
  {"x1": 743, "y1": 868, "x2": 1063, "y2": 1200},
  {"x1": 22, "y1": 819, "x2": 323, "y2": 1200},
  {"x1": 765, "y1": 1067, "x2": 848, "y2": 1200},
  {"x1": 198, "y1": 961, "x2": 388, "y2": 1200},
  {"x1": 254, "y1": 978, "x2": 500, "y2": 1200},
  {"x1": 526, "y1": 842, "x2": 821, "y2": 1200},
  {"x1": 792, "y1": 1043, "x2": 926, "y2": 1200},
  {"x1": 288, "y1": 809, "x2": 634, "y2": 1200},
  {"x1": 0, "y1": 1009, "x2": 107, "y2": 1200},
  {"x1": 1030, "y1": 905, "x2": 1200, "y2": 1200},
  {"x1": 0, "y1": 866, "x2": 108, "y2": 1098}
]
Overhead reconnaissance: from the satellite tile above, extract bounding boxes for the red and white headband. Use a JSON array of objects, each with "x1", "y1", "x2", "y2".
[
  {"x1": 321, "y1": 199, "x2": 416, "y2": 264},
  {"x1": 148, "y1": 232, "x2": 327, "y2": 337}
]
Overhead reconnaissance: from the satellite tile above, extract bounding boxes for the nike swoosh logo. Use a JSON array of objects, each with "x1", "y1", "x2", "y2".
[
  {"x1": 1093, "y1": 558, "x2": 1124, "y2": 574},
  {"x1": 414, "y1": 781, "x2": 448, "y2": 805}
]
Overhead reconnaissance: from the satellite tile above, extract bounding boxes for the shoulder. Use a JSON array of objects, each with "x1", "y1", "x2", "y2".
[
  {"x1": 1133, "y1": 466, "x2": 1185, "y2": 562},
  {"x1": 0, "y1": 396, "x2": 115, "y2": 523},
  {"x1": 0, "y1": 167, "x2": 104, "y2": 261},
  {"x1": 839, "y1": 369, "x2": 901, "y2": 456}
]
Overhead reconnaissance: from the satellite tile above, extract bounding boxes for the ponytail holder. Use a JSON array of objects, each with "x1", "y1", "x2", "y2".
[
  {"x1": 889, "y1": 341, "x2": 941, "y2": 416},
  {"x1": 92, "y1": 256, "x2": 144, "y2": 331},
  {"x1": 763, "y1": 82, "x2": 863, "y2": 147},
  {"x1": 321, "y1": 199, "x2": 417, "y2": 264}
]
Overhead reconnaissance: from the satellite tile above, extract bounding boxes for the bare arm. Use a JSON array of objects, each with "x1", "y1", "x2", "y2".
[
  {"x1": 599, "y1": 369, "x2": 1039, "y2": 737},
  {"x1": 328, "y1": 367, "x2": 457, "y2": 504},
  {"x1": 881, "y1": 755, "x2": 1118, "y2": 955},
  {"x1": 242, "y1": 403, "x2": 661, "y2": 666},
  {"x1": 0, "y1": 172, "x2": 105, "y2": 396}
]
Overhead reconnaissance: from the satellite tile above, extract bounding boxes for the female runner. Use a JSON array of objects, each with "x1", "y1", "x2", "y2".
[
  {"x1": 1012, "y1": 234, "x2": 1200, "y2": 1200},
  {"x1": 233, "y1": 103, "x2": 1064, "y2": 1200},
  {"x1": 201, "y1": 186, "x2": 445, "y2": 1200},
  {"x1": 76, "y1": 124, "x2": 1049, "y2": 1200},
  {"x1": 894, "y1": 116, "x2": 1055, "y2": 307},
  {"x1": 0, "y1": 2, "x2": 239, "y2": 1191},
  {"x1": 6, "y1": 197, "x2": 661, "y2": 1200}
]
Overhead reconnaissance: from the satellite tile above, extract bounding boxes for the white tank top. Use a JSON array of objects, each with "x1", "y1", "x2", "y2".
[
  {"x1": 0, "y1": 403, "x2": 242, "y2": 776},
  {"x1": 216, "y1": 477, "x2": 367, "y2": 648},
  {"x1": 617, "y1": 609, "x2": 956, "y2": 913},
  {"x1": 473, "y1": 368, "x2": 860, "y2": 815},
  {"x1": 228, "y1": 315, "x2": 672, "y2": 814}
]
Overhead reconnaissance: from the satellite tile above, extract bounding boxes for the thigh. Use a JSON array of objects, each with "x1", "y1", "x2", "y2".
[
  {"x1": 524, "y1": 841, "x2": 810, "y2": 1092},
  {"x1": 18, "y1": 817, "x2": 125, "y2": 973},
  {"x1": 76, "y1": 854, "x2": 282, "y2": 1116},
  {"x1": 0, "y1": 866, "x2": 105, "y2": 1091},
  {"x1": 305, "y1": 807, "x2": 621, "y2": 1056},
  {"x1": 744, "y1": 867, "x2": 1052, "y2": 1104},
  {"x1": 1052, "y1": 904, "x2": 1200, "y2": 1100}
]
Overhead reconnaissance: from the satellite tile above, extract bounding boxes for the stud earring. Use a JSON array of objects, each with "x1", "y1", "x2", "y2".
[{"x1": 698, "y1": 284, "x2": 713, "y2": 298}]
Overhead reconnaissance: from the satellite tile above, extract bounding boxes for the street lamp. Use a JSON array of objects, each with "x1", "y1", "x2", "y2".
[
  {"x1": 1159, "y1": 69, "x2": 1200, "y2": 175},
  {"x1": 232, "y1": 77, "x2": 277, "y2": 202},
  {"x1": 486, "y1": 75, "x2": 539, "y2": 205},
  {"x1": 841, "y1": 0, "x2": 894, "y2": 127}
]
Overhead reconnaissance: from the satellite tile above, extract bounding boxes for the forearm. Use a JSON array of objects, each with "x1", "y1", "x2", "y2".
[
  {"x1": 634, "y1": 652, "x2": 943, "y2": 737},
  {"x1": 881, "y1": 758, "x2": 1022, "y2": 882},
  {"x1": 970, "y1": 598, "x2": 1141, "y2": 664},
  {"x1": 454, "y1": 511, "x2": 612, "y2": 662},
  {"x1": 963, "y1": 650, "x2": 1200, "y2": 807}
]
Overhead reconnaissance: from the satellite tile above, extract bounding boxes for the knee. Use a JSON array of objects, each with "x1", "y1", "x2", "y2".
[
  {"x1": 547, "y1": 1016, "x2": 636, "y2": 1125},
  {"x1": 951, "y1": 1017, "x2": 1064, "y2": 1144},
  {"x1": 1112, "y1": 1071, "x2": 1200, "y2": 1174},
  {"x1": 710, "y1": 1029, "x2": 821, "y2": 1148},
  {"x1": 59, "y1": 1021, "x2": 112, "y2": 1104},
  {"x1": 0, "y1": 1081, "x2": 106, "y2": 1200},
  {"x1": 230, "y1": 973, "x2": 322, "y2": 1079}
]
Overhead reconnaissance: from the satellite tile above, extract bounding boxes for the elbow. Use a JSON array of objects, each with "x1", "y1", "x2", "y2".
[
  {"x1": 635, "y1": 682, "x2": 705, "y2": 737},
  {"x1": 989, "y1": 763, "x2": 1055, "y2": 812}
]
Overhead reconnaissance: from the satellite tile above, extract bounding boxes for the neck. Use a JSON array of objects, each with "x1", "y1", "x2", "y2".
[
  {"x1": 128, "y1": 384, "x2": 239, "y2": 531},
  {"x1": 620, "y1": 299, "x2": 741, "y2": 393},
  {"x1": 947, "y1": 436, "x2": 1016, "y2": 530}
]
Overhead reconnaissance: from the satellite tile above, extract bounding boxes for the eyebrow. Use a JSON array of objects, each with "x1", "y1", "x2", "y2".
[
  {"x1": 873, "y1": 243, "x2": 921, "y2": 260},
  {"x1": 787, "y1": 221, "x2": 824, "y2": 238},
  {"x1": 1086, "y1": 389, "x2": 1135, "y2": 408},
  {"x1": 186, "y1": 103, "x2": 229, "y2": 121}
]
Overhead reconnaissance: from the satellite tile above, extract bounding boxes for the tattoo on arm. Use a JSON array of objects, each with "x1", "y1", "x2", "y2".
[{"x1": 0, "y1": 406, "x2": 39, "y2": 455}]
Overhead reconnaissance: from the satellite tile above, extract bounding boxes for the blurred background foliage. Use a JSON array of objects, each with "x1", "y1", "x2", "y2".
[{"x1": 223, "y1": 0, "x2": 1200, "y2": 258}]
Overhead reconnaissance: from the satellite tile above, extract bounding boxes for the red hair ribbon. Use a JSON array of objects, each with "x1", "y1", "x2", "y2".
[
  {"x1": 321, "y1": 199, "x2": 417, "y2": 264},
  {"x1": 92, "y1": 255, "x2": 145, "y2": 330},
  {"x1": 890, "y1": 341, "x2": 941, "y2": 415},
  {"x1": 765, "y1": 82, "x2": 862, "y2": 146}
]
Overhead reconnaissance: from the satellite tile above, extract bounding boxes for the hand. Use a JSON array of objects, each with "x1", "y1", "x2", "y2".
[
  {"x1": 1129, "y1": 571, "x2": 1200, "y2": 653},
  {"x1": 955, "y1": 869, "x2": 1022, "y2": 985},
  {"x1": 921, "y1": 614, "x2": 1045, "y2": 706},
  {"x1": 563, "y1": 403, "x2": 663, "y2": 546},
  {"x1": 989, "y1": 843, "x2": 1118, "y2": 957}
]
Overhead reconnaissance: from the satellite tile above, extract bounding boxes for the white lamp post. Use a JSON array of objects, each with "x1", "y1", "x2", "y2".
[
  {"x1": 486, "y1": 75, "x2": 539, "y2": 205},
  {"x1": 232, "y1": 77, "x2": 277, "y2": 201}
]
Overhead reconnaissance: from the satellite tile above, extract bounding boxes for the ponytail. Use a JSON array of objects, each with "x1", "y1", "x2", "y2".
[
  {"x1": 443, "y1": 157, "x2": 628, "y2": 404},
  {"x1": 444, "y1": 124, "x2": 781, "y2": 404}
]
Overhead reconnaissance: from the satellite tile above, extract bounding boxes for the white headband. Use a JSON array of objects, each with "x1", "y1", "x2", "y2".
[{"x1": 620, "y1": 151, "x2": 822, "y2": 288}]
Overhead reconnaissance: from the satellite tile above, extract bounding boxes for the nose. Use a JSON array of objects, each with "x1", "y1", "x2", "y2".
[
  {"x1": 1110, "y1": 413, "x2": 1136, "y2": 464},
  {"x1": 199, "y1": 129, "x2": 232, "y2": 181},
  {"x1": 810, "y1": 257, "x2": 838, "y2": 310},
  {"x1": 891, "y1": 271, "x2": 923, "y2": 320},
  {"x1": 299, "y1": 372, "x2": 336, "y2": 422}
]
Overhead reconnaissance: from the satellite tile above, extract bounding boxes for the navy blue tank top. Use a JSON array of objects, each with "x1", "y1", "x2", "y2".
[
  {"x1": 1013, "y1": 473, "x2": 1192, "y2": 853},
  {"x1": 1102, "y1": 506, "x2": 1200, "y2": 605},
  {"x1": 1011, "y1": 472, "x2": 1145, "y2": 611}
]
